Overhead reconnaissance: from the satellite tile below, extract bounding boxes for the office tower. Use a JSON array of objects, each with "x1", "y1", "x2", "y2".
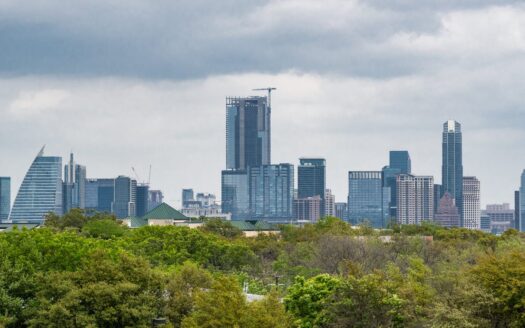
[
  {"x1": 480, "y1": 212, "x2": 491, "y2": 233},
  {"x1": 335, "y1": 202, "x2": 347, "y2": 221},
  {"x1": 10, "y1": 147, "x2": 63, "y2": 223},
  {"x1": 382, "y1": 166, "x2": 401, "y2": 218},
  {"x1": 434, "y1": 192, "x2": 460, "y2": 227},
  {"x1": 226, "y1": 96, "x2": 270, "y2": 170},
  {"x1": 463, "y1": 176, "x2": 480, "y2": 230},
  {"x1": 249, "y1": 164, "x2": 294, "y2": 221},
  {"x1": 0, "y1": 177, "x2": 10, "y2": 222},
  {"x1": 62, "y1": 153, "x2": 86, "y2": 213},
  {"x1": 294, "y1": 196, "x2": 322, "y2": 222},
  {"x1": 485, "y1": 204, "x2": 514, "y2": 235},
  {"x1": 221, "y1": 170, "x2": 250, "y2": 220},
  {"x1": 148, "y1": 190, "x2": 164, "y2": 211},
  {"x1": 136, "y1": 184, "x2": 149, "y2": 217},
  {"x1": 324, "y1": 189, "x2": 335, "y2": 217},
  {"x1": 182, "y1": 189, "x2": 194, "y2": 208},
  {"x1": 442, "y1": 120, "x2": 463, "y2": 223},
  {"x1": 515, "y1": 190, "x2": 520, "y2": 230},
  {"x1": 389, "y1": 151, "x2": 411, "y2": 175},
  {"x1": 347, "y1": 171, "x2": 390, "y2": 228},
  {"x1": 112, "y1": 176, "x2": 137, "y2": 218},
  {"x1": 298, "y1": 158, "x2": 326, "y2": 215},
  {"x1": 433, "y1": 184, "x2": 442, "y2": 214},
  {"x1": 85, "y1": 178, "x2": 115, "y2": 213},
  {"x1": 519, "y1": 170, "x2": 525, "y2": 232},
  {"x1": 396, "y1": 174, "x2": 434, "y2": 225}
]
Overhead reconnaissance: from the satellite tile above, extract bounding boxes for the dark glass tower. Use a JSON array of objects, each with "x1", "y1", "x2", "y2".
[
  {"x1": 226, "y1": 97, "x2": 270, "y2": 170},
  {"x1": 112, "y1": 176, "x2": 137, "y2": 218},
  {"x1": 0, "y1": 177, "x2": 10, "y2": 222},
  {"x1": 515, "y1": 190, "x2": 521, "y2": 230},
  {"x1": 520, "y1": 170, "x2": 525, "y2": 232},
  {"x1": 136, "y1": 184, "x2": 149, "y2": 217},
  {"x1": 298, "y1": 158, "x2": 326, "y2": 216},
  {"x1": 442, "y1": 120, "x2": 463, "y2": 224},
  {"x1": 389, "y1": 151, "x2": 411, "y2": 174},
  {"x1": 182, "y1": 189, "x2": 194, "y2": 208},
  {"x1": 347, "y1": 171, "x2": 390, "y2": 228}
]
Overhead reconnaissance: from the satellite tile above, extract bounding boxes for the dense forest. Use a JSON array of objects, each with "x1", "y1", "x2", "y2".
[{"x1": 1, "y1": 209, "x2": 524, "y2": 327}]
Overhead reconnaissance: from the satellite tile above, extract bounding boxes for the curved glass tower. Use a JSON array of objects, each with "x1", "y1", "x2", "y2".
[{"x1": 9, "y1": 147, "x2": 63, "y2": 223}]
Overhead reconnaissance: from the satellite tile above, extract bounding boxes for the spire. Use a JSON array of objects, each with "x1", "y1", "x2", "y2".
[{"x1": 37, "y1": 145, "x2": 46, "y2": 157}]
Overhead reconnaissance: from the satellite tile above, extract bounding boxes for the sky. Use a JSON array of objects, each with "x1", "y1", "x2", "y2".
[{"x1": 1, "y1": 0, "x2": 525, "y2": 208}]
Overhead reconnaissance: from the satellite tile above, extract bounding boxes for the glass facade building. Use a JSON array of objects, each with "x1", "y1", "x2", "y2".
[
  {"x1": 10, "y1": 148, "x2": 63, "y2": 223},
  {"x1": 298, "y1": 158, "x2": 326, "y2": 216},
  {"x1": 85, "y1": 178, "x2": 115, "y2": 213},
  {"x1": 249, "y1": 164, "x2": 294, "y2": 221},
  {"x1": 136, "y1": 184, "x2": 149, "y2": 217},
  {"x1": 520, "y1": 170, "x2": 525, "y2": 232},
  {"x1": 347, "y1": 171, "x2": 390, "y2": 228},
  {"x1": 382, "y1": 166, "x2": 401, "y2": 219},
  {"x1": 112, "y1": 176, "x2": 137, "y2": 218},
  {"x1": 389, "y1": 151, "x2": 411, "y2": 174},
  {"x1": 221, "y1": 170, "x2": 250, "y2": 220},
  {"x1": 442, "y1": 120, "x2": 463, "y2": 224},
  {"x1": 182, "y1": 188, "x2": 194, "y2": 208},
  {"x1": 226, "y1": 97, "x2": 270, "y2": 170},
  {"x1": 0, "y1": 177, "x2": 10, "y2": 222}
]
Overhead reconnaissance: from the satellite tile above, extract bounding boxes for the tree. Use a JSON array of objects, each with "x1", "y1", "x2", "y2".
[
  {"x1": 199, "y1": 219, "x2": 243, "y2": 239},
  {"x1": 241, "y1": 290, "x2": 292, "y2": 328},
  {"x1": 82, "y1": 219, "x2": 127, "y2": 239}
]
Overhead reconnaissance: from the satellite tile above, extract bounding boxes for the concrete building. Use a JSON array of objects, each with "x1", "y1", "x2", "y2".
[
  {"x1": 485, "y1": 203, "x2": 514, "y2": 234},
  {"x1": 434, "y1": 192, "x2": 461, "y2": 227},
  {"x1": 463, "y1": 176, "x2": 480, "y2": 230},
  {"x1": 324, "y1": 189, "x2": 335, "y2": 217},
  {"x1": 396, "y1": 174, "x2": 434, "y2": 225},
  {"x1": 294, "y1": 196, "x2": 322, "y2": 222}
]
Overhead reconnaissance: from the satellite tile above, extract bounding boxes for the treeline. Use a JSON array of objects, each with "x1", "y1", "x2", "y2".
[{"x1": 0, "y1": 209, "x2": 524, "y2": 327}]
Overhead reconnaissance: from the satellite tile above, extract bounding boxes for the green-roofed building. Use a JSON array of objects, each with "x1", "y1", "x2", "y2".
[{"x1": 122, "y1": 202, "x2": 191, "y2": 228}]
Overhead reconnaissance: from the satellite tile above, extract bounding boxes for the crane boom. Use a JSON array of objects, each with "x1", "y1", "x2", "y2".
[{"x1": 252, "y1": 87, "x2": 276, "y2": 108}]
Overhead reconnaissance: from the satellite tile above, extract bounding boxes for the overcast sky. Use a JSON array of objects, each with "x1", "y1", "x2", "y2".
[{"x1": 1, "y1": 0, "x2": 524, "y2": 208}]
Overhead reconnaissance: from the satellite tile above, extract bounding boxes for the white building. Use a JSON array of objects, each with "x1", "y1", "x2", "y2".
[
  {"x1": 397, "y1": 175, "x2": 434, "y2": 225},
  {"x1": 324, "y1": 189, "x2": 335, "y2": 217},
  {"x1": 463, "y1": 176, "x2": 481, "y2": 230}
]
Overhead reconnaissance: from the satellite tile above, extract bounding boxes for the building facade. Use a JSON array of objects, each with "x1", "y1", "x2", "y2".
[
  {"x1": 396, "y1": 175, "x2": 434, "y2": 225},
  {"x1": 62, "y1": 153, "x2": 86, "y2": 213},
  {"x1": 347, "y1": 171, "x2": 390, "y2": 228},
  {"x1": 462, "y1": 176, "x2": 480, "y2": 230},
  {"x1": 389, "y1": 151, "x2": 411, "y2": 174},
  {"x1": 226, "y1": 96, "x2": 270, "y2": 170},
  {"x1": 324, "y1": 189, "x2": 335, "y2": 217},
  {"x1": 298, "y1": 158, "x2": 326, "y2": 215},
  {"x1": 294, "y1": 196, "x2": 321, "y2": 222},
  {"x1": 148, "y1": 190, "x2": 164, "y2": 211},
  {"x1": 0, "y1": 177, "x2": 10, "y2": 222},
  {"x1": 520, "y1": 170, "x2": 525, "y2": 232},
  {"x1": 434, "y1": 192, "x2": 461, "y2": 227},
  {"x1": 382, "y1": 166, "x2": 401, "y2": 219},
  {"x1": 112, "y1": 176, "x2": 137, "y2": 219},
  {"x1": 485, "y1": 203, "x2": 514, "y2": 234},
  {"x1": 136, "y1": 184, "x2": 149, "y2": 217},
  {"x1": 335, "y1": 202, "x2": 347, "y2": 221},
  {"x1": 442, "y1": 120, "x2": 464, "y2": 224},
  {"x1": 182, "y1": 189, "x2": 194, "y2": 208},
  {"x1": 10, "y1": 147, "x2": 63, "y2": 223},
  {"x1": 221, "y1": 170, "x2": 250, "y2": 220}
]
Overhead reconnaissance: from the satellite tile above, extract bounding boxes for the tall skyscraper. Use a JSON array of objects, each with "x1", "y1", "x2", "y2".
[
  {"x1": 324, "y1": 189, "x2": 335, "y2": 217},
  {"x1": 0, "y1": 177, "x2": 10, "y2": 222},
  {"x1": 442, "y1": 120, "x2": 463, "y2": 224},
  {"x1": 463, "y1": 176, "x2": 480, "y2": 230},
  {"x1": 347, "y1": 171, "x2": 390, "y2": 228},
  {"x1": 389, "y1": 151, "x2": 411, "y2": 174},
  {"x1": 382, "y1": 166, "x2": 401, "y2": 218},
  {"x1": 433, "y1": 184, "x2": 442, "y2": 214},
  {"x1": 515, "y1": 190, "x2": 521, "y2": 231},
  {"x1": 112, "y1": 176, "x2": 137, "y2": 218},
  {"x1": 148, "y1": 190, "x2": 164, "y2": 211},
  {"x1": 249, "y1": 164, "x2": 294, "y2": 221},
  {"x1": 85, "y1": 178, "x2": 115, "y2": 213},
  {"x1": 226, "y1": 96, "x2": 270, "y2": 170},
  {"x1": 182, "y1": 189, "x2": 194, "y2": 208},
  {"x1": 10, "y1": 147, "x2": 63, "y2": 223},
  {"x1": 136, "y1": 184, "x2": 149, "y2": 217},
  {"x1": 221, "y1": 170, "x2": 250, "y2": 220},
  {"x1": 63, "y1": 153, "x2": 86, "y2": 213},
  {"x1": 519, "y1": 170, "x2": 525, "y2": 232},
  {"x1": 396, "y1": 174, "x2": 434, "y2": 225},
  {"x1": 298, "y1": 158, "x2": 326, "y2": 215},
  {"x1": 434, "y1": 192, "x2": 460, "y2": 227}
]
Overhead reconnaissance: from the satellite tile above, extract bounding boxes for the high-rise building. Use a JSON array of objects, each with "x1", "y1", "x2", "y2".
[
  {"x1": 324, "y1": 189, "x2": 335, "y2": 217},
  {"x1": 249, "y1": 164, "x2": 294, "y2": 221},
  {"x1": 112, "y1": 176, "x2": 137, "y2": 218},
  {"x1": 519, "y1": 170, "x2": 525, "y2": 232},
  {"x1": 10, "y1": 147, "x2": 63, "y2": 223},
  {"x1": 226, "y1": 96, "x2": 270, "y2": 170},
  {"x1": 0, "y1": 177, "x2": 10, "y2": 222},
  {"x1": 221, "y1": 170, "x2": 250, "y2": 220},
  {"x1": 294, "y1": 196, "x2": 321, "y2": 222},
  {"x1": 85, "y1": 178, "x2": 115, "y2": 213},
  {"x1": 382, "y1": 166, "x2": 401, "y2": 219},
  {"x1": 396, "y1": 174, "x2": 434, "y2": 225},
  {"x1": 463, "y1": 176, "x2": 480, "y2": 230},
  {"x1": 182, "y1": 189, "x2": 194, "y2": 208},
  {"x1": 433, "y1": 184, "x2": 442, "y2": 214},
  {"x1": 136, "y1": 184, "x2": 149, "y2": 217},
  {"x1": 148, "y1": 190, "x2": 164, "y2": 211},
  {"x1": 442, "y1": 120, "x2": 463, "y2": 224},
  {"x1": 515, "y1": 190, "x2": 521, "y2": 230},
  {"x1": 480, "y1": 212, "x2": 491, "y2": 233},
  {"x1": 196, "y1": 193, "x2": 217, "y2": 208},
  {"x1": 62, "y1": 153, "x2": 86, "y2": 213},
  {"x1": 389, "y1": 151, "x2": 411, "y2": 174},
  {"x1": 434, "y1": 192, "x2": 460, "y2": 227},
  {"x1": 335, "y1": 202, "x2": 347, "y2": 221},
  {"x1": 347, "y1": 171, "x2": 390, "y2": 228},
  {"x1": 485, "y1": 203, "x2": 514, "y2": 235},
  {"x1": 298, "y1": 158, "x2": 326, "y2": 215}
]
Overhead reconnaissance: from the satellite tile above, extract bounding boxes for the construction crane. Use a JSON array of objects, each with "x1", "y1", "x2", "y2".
[
  {"x1": 131, "y1": 167, "x2": 141, "y2": 183},
  {"x1": 252, "y1": 87, "x2": 276, "y2": 109}
]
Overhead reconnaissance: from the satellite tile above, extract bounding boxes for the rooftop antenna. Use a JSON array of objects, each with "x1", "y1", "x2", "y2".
[{"x1": 252, "y1": 87, "x2": 276, "y2": 109}]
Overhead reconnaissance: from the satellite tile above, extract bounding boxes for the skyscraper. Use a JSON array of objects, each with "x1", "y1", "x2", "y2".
[
  {"x1": 249, "y1": 164, "x2": 294, "y2": 221},
  {"x1": 515, "y1": 190, "x2": 521, "y2": 231},
  {"x1": 136, "y1": 184, "x2": 149, "y2": 217},
  {"x1": 434, "y1": 192, "x2": 461, "y2": 227},
  {"x1": 85, "y1": 178, "x2": 115, "y2": 213},
  {"x1": 389, "y1": 151, "x2": 411, "y2": 174},
  {"x1": 347, "y1": 171, "x2": 390, "y2": 228},
  {"x1": 221, "y1": 170, "x2": 250, "y2": 220},
  {"x1": 63, "y1": 153, "x2": 86, "y2": 213},
  {"x1": 148, "y1": 190, "x2": 164, "y2": 211},
  {"x1": 335, "y1": 202, "x2": 347, "y2": 221},
  {"x1": 442, "y1": 120, "x2": 463, "y2": 224},
  {"x1": 485, "y1": 203, "x2": 514, "y2": 234},
  {"x1": 520, "y1": 170, "x2": 525, "y2": 232},
  {"x1": 298, "y1": 158, "x2": 326, "y2": 215},
  {"x1": 324, "y1": 189, "x2": 335, "y2": 217},
  {"x1": 10, "y1": 147, "x2": 63, "y2": 223},
  {"x1": 226, "y1": 96, "x2": 270, "y2": 170},
  {"x1": 0, "y1": 177, "x2": 10, "y2": 222},
  {"x1": 396, "y1": 174, "x2": 434, "y2": 225},
  {"x1": 294, "y1": 196, "x2": 321, "y2": 222},
  {"x1": 112, "y1": 176, "x2": 137, "y2": 218},
  {"x1": 382, "y1": 166, "x2": 401, "y2": 218},
  {"x1": 463, "y1": 176, "x2": 480, "y2": 230},
  {"x1": 182, "y1": 189, "x2": 194, "y2": 208}
]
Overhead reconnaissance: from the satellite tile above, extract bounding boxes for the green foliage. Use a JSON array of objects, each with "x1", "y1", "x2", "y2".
[
  {"x1": 199, "y1": 218, "x2": 243, "y2": 239},
  {"x1": 82, "y1": 219, "x2": 127, "y2": 239}
]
